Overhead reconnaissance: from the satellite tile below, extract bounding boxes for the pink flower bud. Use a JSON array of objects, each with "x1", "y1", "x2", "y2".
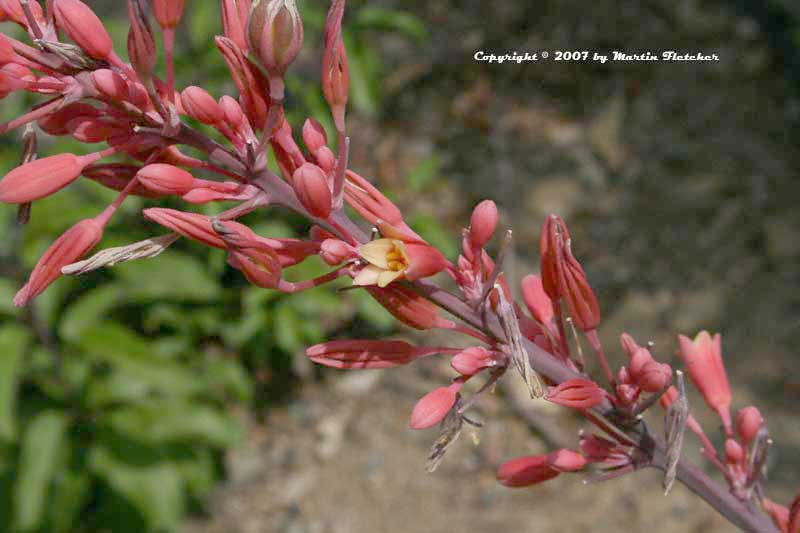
[
  {"x1": 724, "y1": 438, "x2": 745, "y2": 465},
  {"x1": 0, "y1": 152, "x2": 100, "y2": 203},
  {"x1": 319, "y1": 239, "x2": 354, "y2": 266},
  {"x1": 450, "y1": 346, "x2": 496, "y2": 376},
  {"x1": 545, "y1": 378, "x2": 605, "y2": 409},
  {"x1": 736, "y1": 406, "x2": 763, "y2": 447},
  {"x1": 469, "y1": 199, "x2": 498, "y2": 248},
  {"x1": 221, "y1": 0, "x2": 251, "y2": 52},
  {"x1": 637, "y1": 361, "x2": 672, "y2": 393},
  {"x1": 83, "y1": 163, "x2": 160, "y2": 198},
  {"x1": 136, "y1": 164, "x2": 195, "y2": 196},
  {"x1": 302, "y1": 118, "x2": 328, "y2": 154},
  {"x1": 409, "y1": 381, "x2": 461, "y2": 429},
  {"x1": 181, "y1": 86, "x2": 224, "y2": 125},
  {"x1": 54, "y1": 0, "x2": 113, "y2": 60},
  {"x1": 92, "y1": 69, "x2": 129, "y2": 101},
  {"x1": 14, "y1": 217, "x2": 104, "y2": 306},
  {"x1": 219, "y1": 95, "x2": 245, "y2": 128},
  {"x1": 215, "y1": 36, "x2": 269, "y2": 130},
  {"x1": 315, "y1": 146, "x2": 336, "y2": 173},
  {"x1": 547, "y1": 449, "x2": 588, "y2": 472},
  {"x1": 559, "y1": 242, "x2": 600, "y2": 331},
  {"x1": 678, "y1": 331, "x2": 732, "y2": 435},
  {"x1": 152, "y1": 0, "x2": 184, "y2": 29},
  {"x1": 38, "y1": 103, "x2": 101, "y2": 136},
  {"x1": 521, "y1": 274, "x2": 555, "y2": 328},
  {"x1": 403, "y1": 243, "x2": 448, "y2": 281},
  {"x1": 580, "y1": 433, "x2": 630, "y2": 466},
  {"x1": 67, "y1": 118, "x2": 126, "y2": 144},
  {"x1": 292, "y1": 162, "x2": 332, "y2": 218},
  {"x1": 227, "y1": 244, "x2": 282, "y2": 289},
  {"x1": 307, "y1": 339, "x2": 435, "y2": 370},
  {"x1": 0, "y1": 0, "x2": 44, "y2": 27},
  {"x1": 628, "y1": 346, "x2": 654, "y2": 379},
  {"x1": 619, "y1": 332, "x2": 641, "y2": 358},
  {"x1": 143, "y1": 208, "x2": 228, "y2": 248},
  {"x1": 344, "y1": 170, "x2": 422, "y2": 242},
  {"x1": 0, "y1": 34, "x2": 16, "y2": 65},
  {"x1": 761, "y1": 499, "x2": 789, "y2": 533},
  {"x1": 539, "y1": 214, "x2": 570, "y2": 300},
  {"x1": 247, "y1": 0, "x2": 304, "y2": 79},
  {"x1": 496, "y1": 454, "x2": 558, "y2": 488},
  {"x1": 127, "y1": 0, "x2": 157, "y2": 80},
  {"x1": 366, "y1": 285, "x2": 454, "y2": 331},
  {"x1": 321, "y1": 0, "x2": 348, "y2": 129}
]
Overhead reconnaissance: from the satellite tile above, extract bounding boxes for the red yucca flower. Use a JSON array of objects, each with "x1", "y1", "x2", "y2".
[
  {"x1": 0, "y1": 152, "x2": 100, "y2": 203},
  {"x1": 678, "y1": 331, "x2": 732, "y2": 435},
  {"x1": 497, "y1": 449, "x2": 587, "y2": 488},
  {"x1": 409, "y1": 380, "x2": 463, "y2": 429},
  {"x1": 545, "y1": 378, "x2": 605, "y2": 409},
  {"x1": 53, "y1": 0, "x2": 114, "y2": 61}
]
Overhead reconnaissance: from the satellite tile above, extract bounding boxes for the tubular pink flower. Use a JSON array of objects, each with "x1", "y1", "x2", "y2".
[
  {"x1": 136, "y1": 164, "x2": 195, "y2": 196},
  {"x1": 14, "y1": 217, "x2": 105, "y2": 306},
  {"x1": 365, "y1": 284, "x2": 455, "y2": 331},
  {"x1": 468, "y1": 199, "x2": 498, "y2": 248},
  {"x1": 307, "y1": 339, "x2": 442, "y2": 370},
  {"x1": 292, "y1": 162, "x2": 332, "y2": 218},
  {"x1": 181, "y1": 86, "x2": 224, "y2": 125},
  {"x1": 559, "y1": 241, "x2": 600, "y2": 332},
  {"x1": 450, "y1": 346, "x2": 497, "y2": 376},
  {"x1": 53, "y1": 0, "x2": 113, "y2": 60},
  {"x1": 521, "y1": 274, "x2": 555, "y2": 330},
  {"x1": 321, "y1": 0, "x2": 348, "y2": 130},
  {"x1": 221, "y1": 0, "x2": 252, "y2": 52},
  {"x1": 344, "y1": 170, "x2": 423, "y2": 242},
  {"x1": 497, "y1": 449, "x2": 586, "y2": 488},
  {"x1": 302, "y1": 118, "x2": 328, "y2": 155},
  {"x1": 545, "y1": 378, "x2": 605, "y2": 409},
  {"x1": 736, "y1": 406, "x2": 763, "y2": 447},
  {"x1": 539, "y1": 214, "x2": 570, "y2": 300},
  {"x1": 143, "y1": 208, "x2": 229, "y2": 249},
  {"x1": 127, "y1": 0, "x2": 157, "y2": 80},
  {"x1": 0, "y1": 152, "x2": 100, "y2": 203},
  {"x1": 409, "y1": 380, "x2": 462, "y2": 429},
  {"x1": 678, "y1": 331, "x2": 732, "y2": 435},
  {"x1": 247, "y1": 0, "x2": 304, "y2": 82},
  {"x1": 215, "y1": 36, "x2": 269, "y2": 130}
]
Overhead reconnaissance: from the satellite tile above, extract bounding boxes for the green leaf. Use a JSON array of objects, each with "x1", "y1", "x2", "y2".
[
  {"x1": 59, "y1": 284, "x2": 123, "y2": 343},
  {"x1": 48, "y1": 469, "x2": 90, "y2": 533},
  {"x1": 90, "y1": 446, "x2": 184, "y2": 532},
  {"x1": 0, "y1": 324, "x2": 29, "y2": 441},
  {"x1": 356, "y1": 7, "x2": 429, "y2": 42},
  {"x1": 14, "y1": 411, "x2": 68, "y2": 532},
  {"x1": 115, "y1": 251, "x2": 221, "y2": 302},
  {"x1": 109, "y1": 400, "x2": 243, "y2": 448}
]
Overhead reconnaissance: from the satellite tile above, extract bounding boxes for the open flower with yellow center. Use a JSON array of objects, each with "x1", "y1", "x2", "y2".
[{"x1": 354, "y1": 238, "x2": 448, "y2": 288}]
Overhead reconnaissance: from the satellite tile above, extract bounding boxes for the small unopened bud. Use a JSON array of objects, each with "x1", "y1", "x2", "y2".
[
  {"x1": 450, "y1": 347, "x2": 496, "y2": 376},
  {"x1": 628, "y1": 346, "x2": 655, "y2": 379},
  {"x1": 1, "y1": 0, "x2": 44, "y2": 27},
  {"x1": 736, "y1": 406, "x2": 763, "y2": 447},
  {"x1": 136, "y1": 164, "x2": 195, "y2": 196},
  {"x1": 724, "y1": 438, "x2": 745, "y2": 465},
  {"x1": 0, "y1": 152, "x2": 99, "y2": 203},
  {"x1": 292, "y1": 162, "x2": 332, "y2": 219},
  {"x1": 247, "y1": 0, "x2": 304, "y2": 80},
  {"x1": 559, "y1": 242, "x2": 600, "y2": 332},
  {"x1": 315, "y1": 146, "x2": 336, "y2": 173},
  {"x1": 67, "y1": 118, "x2": 126, "y2": 144},
  {"x1": 678, "y1": 331, "x2": 732, "y2": 436},
  {"x1": 221, "y1": 0, "x2": 251, "y2": 52},
  {"x1": 219, "y1": 95, "x2": 245, "y2": 128},
  {"x1": 469, "y1": 199, "x2": 498, "y2": 248},
  {"x1": 545, "y1": 378, "x2": 605, "y2": 409},
  {"x1": 539, "y1": 214, "x2": 570, "y2": 300},
  {"x1": 181, "y1": 86, "x2": 224, "y2": 125},
  {"x1": 92, "y1": 69, "x2": 129, "y2": 101},
  {"x1": 521, "y1": 274, "x2": 555, "y2": 327},
  {"x1": 302, "y1": 117, "x2": 328, "y2": 154},
  {"x1": 322, "y1": 0, "x2": 348, "y2": 129},
  {"x1": 143, "y1": 208, "x2": 229, "y2": 249},
  {"x1": 319, "y1": 239, "x2": 354, "y2": 266},
  {"x1": 637, "y1": 361, "x2": 672, "y2": 393},
  {"x1": 14, "y1": 217, "x2": 104, "y2": 306},
  {"x1": 54, "y1": 0, "x2": 113, "y2": 60},
  {"x1": 152, "y1": 0, "x2": 185, "y2": 29},
  {"x1": 37, "y1": 103, "x2": 101, "y2": 136},
  {"x1": 127, "y1": 0, "x2": 157, "y2": 80},
  {"x1": 409, "y1": 381, "x2": 461, "y2": 429}
]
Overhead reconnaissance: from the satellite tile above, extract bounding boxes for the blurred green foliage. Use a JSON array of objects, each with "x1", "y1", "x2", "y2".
[{"x1": 0, "y1": 2, "x2": 433, "y2": 532}]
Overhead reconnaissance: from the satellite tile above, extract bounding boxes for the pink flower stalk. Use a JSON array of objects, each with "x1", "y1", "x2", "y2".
[
  {"x1": 292, "y1": 162, "x2": 332, "y2": 218},
  {"x1": 450, "y1": 346, "x2": 498, "y2": 376},
  {"x1": 545, "y1": 378, "x2": 605, "y2": 409},
  {"x1": 497, "y1": 449, "x2": 586, "y2": 488},
  {"x1": 135, "y1": 164, "x2": 195, "y2": 196},
  {"x1": 247, "y1": 0, "x2": 304, "y2": 91},
  {"x1": 181, "y1": 86, "x2": 224, "y2": 125},
  {"x1": 736, "y1": 406, "x2": 763, "y2": 447},
  {"x1": 321, "y1": 0, "x2": 348, "y2": 130},
  {"x1": 53, "y1": 0, "x2": 113, "y2": 60},
  {"x1": 221, "y1": 0, "x2": 252, "y2": 52},
  {"x1": 354, "y1": 238, "x2": 448, "y2": 287},
  {"x1": 468, "y1": 199, "x2": 498, "y2": 249},
  {"x1": 409, "y1": 380, "x2": 463, "y2": 429},
  {"x1": 0, "y1": 152, "x2": 102, "y2": 203},
  {"x1": 365, "y1": 284, "x2": 455, "y2": 331},
  {"x1": 14, "y1": 216, "x2": 105, "y2": 306},
  {"x1": 678, "y1": 331, "x2": 733, "y2": 436},
  {"x1": 307, "y1": 339, "x2": 445, "y2": 370}
]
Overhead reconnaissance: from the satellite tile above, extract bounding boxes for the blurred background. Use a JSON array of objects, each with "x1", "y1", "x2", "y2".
[{"x1": 0, "y1": 0, "x2": 799, "y2": 531}]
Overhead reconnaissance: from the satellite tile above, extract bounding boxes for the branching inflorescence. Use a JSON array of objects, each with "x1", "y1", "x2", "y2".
[{"x1": 0, "y1": 1, "x2": 794, "y2": 531}]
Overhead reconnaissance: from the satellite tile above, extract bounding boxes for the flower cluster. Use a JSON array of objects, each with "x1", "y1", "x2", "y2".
[{"x1": 0, "y1": 1, "x2": 792, "y2": 531}]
